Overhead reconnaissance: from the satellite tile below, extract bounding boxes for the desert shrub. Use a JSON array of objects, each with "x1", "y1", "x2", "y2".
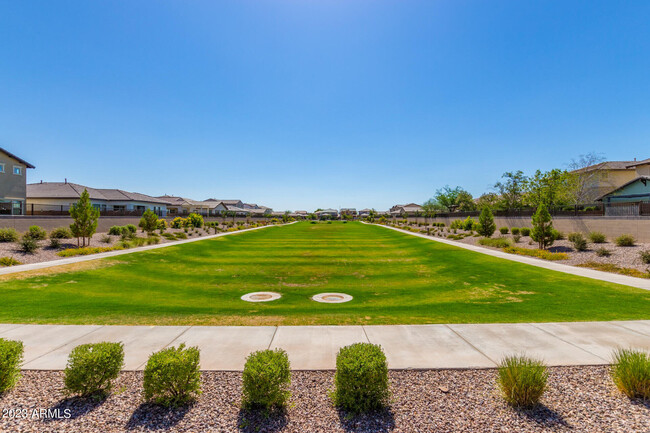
[
  {"x1": 497, "y1": 355, "x2": 548, "y2": 408},
  {"x1": 0, "y1": 257, "x2": 21, "y2": 267},
  {"x1": 19, "y1": 236, "x2": 39, "y2": 254},
  {"x1": 551, "y1": 229, "x2": 564, "y2": 240},
  {"x1": 461, "y1": 217, "x2": 475, "y2": 231},
  {"x1": 50, "y1": 227, "x2": 72, "y2": 239},
  {"x1": 162, "y1": 233, "x2": 176, "y2": 240},
  {"x1": 49, "y1": 238, "x2": 61, "y2": 248},
  {"x1": 170, "y1": 217, "x2": 185, "y2": 229},
  {"x1": 24, "y1": 225, "x2": 47, "y2": 241},
  {"x1": 331, "y1": 343, "x2": 389, "y2": 414},
  {"x1": 146, "y1": 236, "x2": 160, "y2": 245},
  {"x1": 513, "y1": 234, "x2": 522, "y2": 243},
  {"x1": 502, "y1": 246, "x2": 569, "y2": 261},
  {"x1": 57, "y1": 245, "x2": 123, "y2": 257},
  {"x1": 175, "y1": 232, "x2": 188, "y2": 240},
  {"x1": 499, "y1": 227, "x2": 509, "y2": 235},
  {"x1": 511, "y1": 227, "x2": 520, "y2": 235},
  {"x1": 187, "y1": 213, "x2": 204, "y2": 228},
  {"x1": 450, "y1": 219, "x2": 463, "y2": 230},
  {"x1": 568, "y1": 232, "x2": 587, "y2": 251},
  {"x1": 139, "y1": 209, "x2": 160, "y2": 234},
  {"x1": 610, "y1": 349, "x2": 650, "y2": 399},
  {"x1": 125, "y1": 224, "x2": 137, "y2": 234},
  {"x1": 143, "y1": 344, "x2": 201, "y2": 407},
  {"x1": 520, "y1": 227, "x2": 531, "y2": 236},
  {"x1": 64, "y1": 342, "x2": 124, "y2": 397},
  {"x1": 130, "y1": 237, "x2": 147, "y2": 247},
  {"x1": 477, "y1": 207, "x2": 496, "y2": 238},
  {"x1": 615, "y1": 234, "x2": 635, "y2": 247},
  {"x1": 0, "y1": 228, "x2": 19, "y2": 243},
  {"x1": 0, "y1": 338, "x2": 24, "y2": 393},
  {"x1": 158, "y1": 219, "x2": 168, "y2": 230},
  {"x1": 100, "y1": 234, "x2": 112, "y2": 244},
  {"x1": 478, "y1": 237, "x2": 512, "y2": 248},
  {"x1": 576, "y1": 262, "x2": 650, "y2": 279},
  {"x1": 108, "y1": 226, "x2": 123, "y2": 236},
  {"x1": 596, "y1": 247, "x2": 612, "y2": 257},
  {"x1": 589, "y1": 232, "x2": 606, "y2": 243},
  {"x1": 640, "y1": 251, "x2": 650, "y2": 265},
  {"x1": 242, "y1": 349, "x2": 291, "y2": 410}
]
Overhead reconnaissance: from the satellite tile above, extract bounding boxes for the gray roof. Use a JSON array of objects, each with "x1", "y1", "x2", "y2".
[
  {"x1": 28, "y1": 182, "x2": 170, "y2": 205},
  {"x1": 626, "y1": 158, "x2": 650, "y2": 168},
  {"x1": 575, "y1": 160, "x2": 639, "y2": 172},
  {"x1": 0, "y1": 147, "x2": 35, "y2": 169}
]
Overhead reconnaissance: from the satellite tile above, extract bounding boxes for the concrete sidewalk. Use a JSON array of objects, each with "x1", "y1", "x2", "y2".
[
  {"x1": 2, "y1": 321, "x2": 648, "y2": 371},
  {"x1": 370, "y1": 223, "x2": 650, "y2": 291}
]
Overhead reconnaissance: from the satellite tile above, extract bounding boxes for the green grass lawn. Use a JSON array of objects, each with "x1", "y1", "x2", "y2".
[{"x1": 1, "y1": 221, "x2": 648, "y2": 325}]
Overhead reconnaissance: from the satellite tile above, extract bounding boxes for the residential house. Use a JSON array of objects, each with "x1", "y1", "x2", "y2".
[
  {"x1": 0, "y1": 147, "x2": 35, "y2": 215},
  {"x1": 358, "y1": 208, "x2": 372, "y2": 217},
  {"x1": 28, "y1": 181, "x2": 170, "y2": 215},
  {"x1": 597, "y1": 176, "x2": 650, "y2": 215},
  {"x1": 158, "y1": 195, "x2": 220, "y2": 216},
  {"x1": 571, "y1": 158, "x2": 650, "y2": 201},
  {"x1": 389, "y1": 203, "x2": 423, "y2": 217},
  {"x1": 340, "y1": 208, "x2": 357, "y2": 217},
  {"x1": 316, "y1": 208, "x2": 339, "y2": 219}
]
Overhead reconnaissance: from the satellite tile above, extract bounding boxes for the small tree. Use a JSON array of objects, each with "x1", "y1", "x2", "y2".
[
  {"x1": 139, "y1": 209, "x2": 160, "y2": 234},
  {"x1": 477, "y1": 206, "x2": 496, "y2": 238},
  {"x1": 69, "y1": 189, "x2": 100, "y2": 247},
  {"x1": 531, "y1": 204, "x2": 554, "y2": 250}
]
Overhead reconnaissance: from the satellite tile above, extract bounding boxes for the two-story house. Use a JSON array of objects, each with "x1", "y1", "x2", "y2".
[{"x1": 0, "y1": 147, "x2": 35, "y2": 215}]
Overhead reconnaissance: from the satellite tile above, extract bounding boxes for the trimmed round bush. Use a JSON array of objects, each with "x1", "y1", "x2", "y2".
[
  {"x1": 497, "y1": 355, "x2": 548, "y2": 408},
  {"x1": 331, "y1": 343, "x2": 390, "y2": 413},
  {"x1": 610, "y1": 349, "x2": 649, "y2": 399},
  {"x1": 520, "y1": 227, "x2": 531, "y2": 236},
  {"x1": 511, "y1": 227, "x2": 520, "y2": 235},
  {"x1": 19, "y1": 236, "x2": 39, "y2": 254},
  {"x1": 125, "y1": 224, "x2": 137, "y2": 234},
  {"x1": 499, "y1": 227, "x2": 509, "y2": 235},
  {"x1": 24, "y1": 225, "x2": 47, "y2": 241},
  {"x1": 615, "y1": 234, "x2": 635, "y2": 247},
  {"x1": 0, "y1": 338, "x2": 24, "y2": 393},
  {"x1": 108, "y1": 226, "x2": 123, "y2": 236},
  {"x1": 50, "y1": 227, "x2": 72, "y2": 239},
  {"x1": 143, "y1": 344, "x2": 201, "y2": 407},
  {"x1": 0, "y1": 228, "x2": 19, "y2": 243},
  {"x1": 242, "y1": 349, "x2": 291, "y2": 410},
  {"x1": 64, "y1": 342, "x2": 124, "y2": 397},
  {"x1": 588, "y1": 231, "x2": 606, "y2": 244}
]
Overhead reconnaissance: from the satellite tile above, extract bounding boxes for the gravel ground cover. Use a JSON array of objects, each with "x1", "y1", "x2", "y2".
[
  {"x1": 0, "y1": 367, "x2": 647, "y2": 432},
  {"x1": 398, "y1": 224, "x2": 650, "y2": 274}
]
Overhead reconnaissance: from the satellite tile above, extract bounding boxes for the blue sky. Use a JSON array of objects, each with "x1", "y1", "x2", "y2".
[{"x1": 1, "y1": 1, "x2": 649, "y2": 211}]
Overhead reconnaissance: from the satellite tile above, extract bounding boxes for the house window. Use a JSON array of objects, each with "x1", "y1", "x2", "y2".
[
  {"x1": 0, "y1": 163, "x2": 4, "y2": 173},
  {"x1": 13, "y1": 166, "x2": 22, "y2": 175}
]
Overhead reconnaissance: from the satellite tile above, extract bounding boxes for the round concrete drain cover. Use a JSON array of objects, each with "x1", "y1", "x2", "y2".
[
  {"x1": 241, "y1": 292, "x2": 282, "y2": 302},
  {"x1": 312, "y1": 293, "x2": 353, "y2": 303}
]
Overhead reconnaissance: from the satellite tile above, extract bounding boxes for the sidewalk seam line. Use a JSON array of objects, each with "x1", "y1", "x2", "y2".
[
  {"x1": 529, "y1": 323, "x2": 608, "y2": 362},
  {"x1": 443, "y1": 324, "x2": 498, "y2": 367},
  {"x1": 134, "y1": 326, "x2": 193, "y2": 371},
  {"x1": 609, "y1": 322, "x2": 650, "y2": 337},
  {"x1": 22, "y1": 325, "x2": 106, "y2": 367},
  {"x1": 267, "y1": 326, "x2": 279, "y2": 350},
  {"x1": 361, "y1": 325, "x2": 371, "y2": 343}
]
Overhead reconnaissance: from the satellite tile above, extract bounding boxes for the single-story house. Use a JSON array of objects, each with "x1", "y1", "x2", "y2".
[
  {"x1": 0, "y1": 147, "x2": 35, "y2": 215},
  {"x1": 157, "y1": 196, "x2": 222, "y2": 216},
  {"x1": 28, "y1": 181, "x2": 170, "y2": 216}
]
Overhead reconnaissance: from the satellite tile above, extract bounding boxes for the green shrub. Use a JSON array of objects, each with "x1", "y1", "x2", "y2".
[
  {"x1": 100, "y1": 234, "x2": 112, "y2": 243},
  {"x1": 551, "y1": 229, "x2": 564, "y2": 240},
  {"x1": 187, "y1": 213, "x2": 204, "y2": 228},
  {"x1": 125, "y1": 224, "x2": 137, "y2": 234},
  {"x1": 596, "y1": 247, "x2": 612, "y2": 257},
  {"x1": 640, "y1": 251, "x2": 650, "y2": 265},
  {"x1": 146, "y1": 236, "x2": 160, "y2": 245},
  {"x1": 0, "y1": 228, "x2": 19, "y2": 243},
  {"x1": 19, "y1": 236, "x2": 39, "y2": 254},
  {"x1": 615, "y1": 234, "x2": 635, "y2": 247},
  {"x1": 108, "y1": 226, "x2": 123, "y2": 236},
  {"x1": 497, "y1": 355, "x2": 548, "y2": 408},
  {"x1": 568, "y1": 232, "x2": 587, "y2": 251},
  {"x1": 511, "y1": 227, "x2": 520, "y2": 235},
  {"x1": 64, "y1": 342, "x2": 124, "y2": 397},
  {"x1": 610, "y1": 349, "x2": 650, "y2": 399},
  {"x1": 513, "y1": 234, "x2": 521, "y2": 243},
  {"x1": 520, "y1": 227, "x2": 531, "y2": 236},
  {"x1": 139, "y1": 209, "x2": 160, "y2": 234},
  {"x1": 50, "y1": 227, "x2": 72, "y2": 239},
  {"x1": 502, "y1": 246, "x2": 569, "y2": 261},
  {"x1": 461, "y1": 217, "x2": 475, "y2": 231},
  {"x1": 57, "y1": 245, "x2": 123, "y2": 257},
  {"x1": 499, "y1": 227, "x2": 509, "y2": 235},
  {"x1": 588, "y1": 231, "x2": 606, "y2": 243},
  {"x1": 143, "y1": 344, "x2": 201, "y2": 407},
  {"x1": 242, "y1": 349, "x2": 291, "y2": 410},
  {"x1": 0, "y1": 257, "x2": 21, "y2": 267},
  {"x1": 162, "y1": 233, "x2": 176, "y2": 240},
  {"x1": 478, "y1": 237, "x2": 512, "y2": 248},
  {"x1": 24, "y1": 225, "x2": 47, "y2": 241},
  {"x1": 0, "y1": 338, "x2": 24, "y2": 393},
  {"x1": 331, "y1": 343, "x2": 389, "y2": 414},
  {"x1": 477, "y1": 207, "x2": 496, "y2": 238},
  {"x1": 577, "y1": 262, "x2": 650, "y2": 279},
  {"x1": 49, "y1": 238, "x2": 61, "y2": 249}
]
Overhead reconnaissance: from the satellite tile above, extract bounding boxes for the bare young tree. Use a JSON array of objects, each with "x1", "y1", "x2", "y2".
[{"x1": 566, "y1": 152, "x2": 607, "y2": 204}]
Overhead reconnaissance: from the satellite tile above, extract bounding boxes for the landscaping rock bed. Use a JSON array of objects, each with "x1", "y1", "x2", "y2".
[{"x1": 1, "y1": 367, "x2": 647, "y2": 432}]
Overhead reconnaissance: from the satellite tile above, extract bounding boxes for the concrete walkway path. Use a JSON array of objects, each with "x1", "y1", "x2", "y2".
[
  {"x1": 370, "y1": 223, "x2": 650, "y2": 290},
  {"x1": 2, "y1": 321, "x2": 648, "y2": 371},
  {"x1": 0, "y1": 222, "x2": 290, "y2": 276}
]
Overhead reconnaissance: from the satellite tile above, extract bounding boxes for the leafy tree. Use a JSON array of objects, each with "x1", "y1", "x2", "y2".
[
  {"x1": 565, "y1": 152, "x2": 607, "y2": 204},
  {"x1": 476, "y1": 192, "x2": 499, "y2": 210},
  {"x1": 494, "y1": 171, "x2": 527, "y2": 209},
  {"x1": 456, "y1": 190, "x2": 477, "y2": 212},
  {"x1": 477, "y1": 206, "x2": 496, "y2": 238},
  {"x1": 432, "y1": 186, "x2": 474, "y2": 212},
  {"x1": 524, "y1": 169, "x2": 570, "y2": 208},
  {"x1": 422, "y1": 198, "x2": 445, "y2": 216},
  {"x1": 139, "y1": 209, "x2": 160, "y2": 234},
  {"x1": 531, "y1": 204, "x2": 555, "y2": 250},
  {"x1": 69, "y1": 189, "x2": 100, "y2": 247}
]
